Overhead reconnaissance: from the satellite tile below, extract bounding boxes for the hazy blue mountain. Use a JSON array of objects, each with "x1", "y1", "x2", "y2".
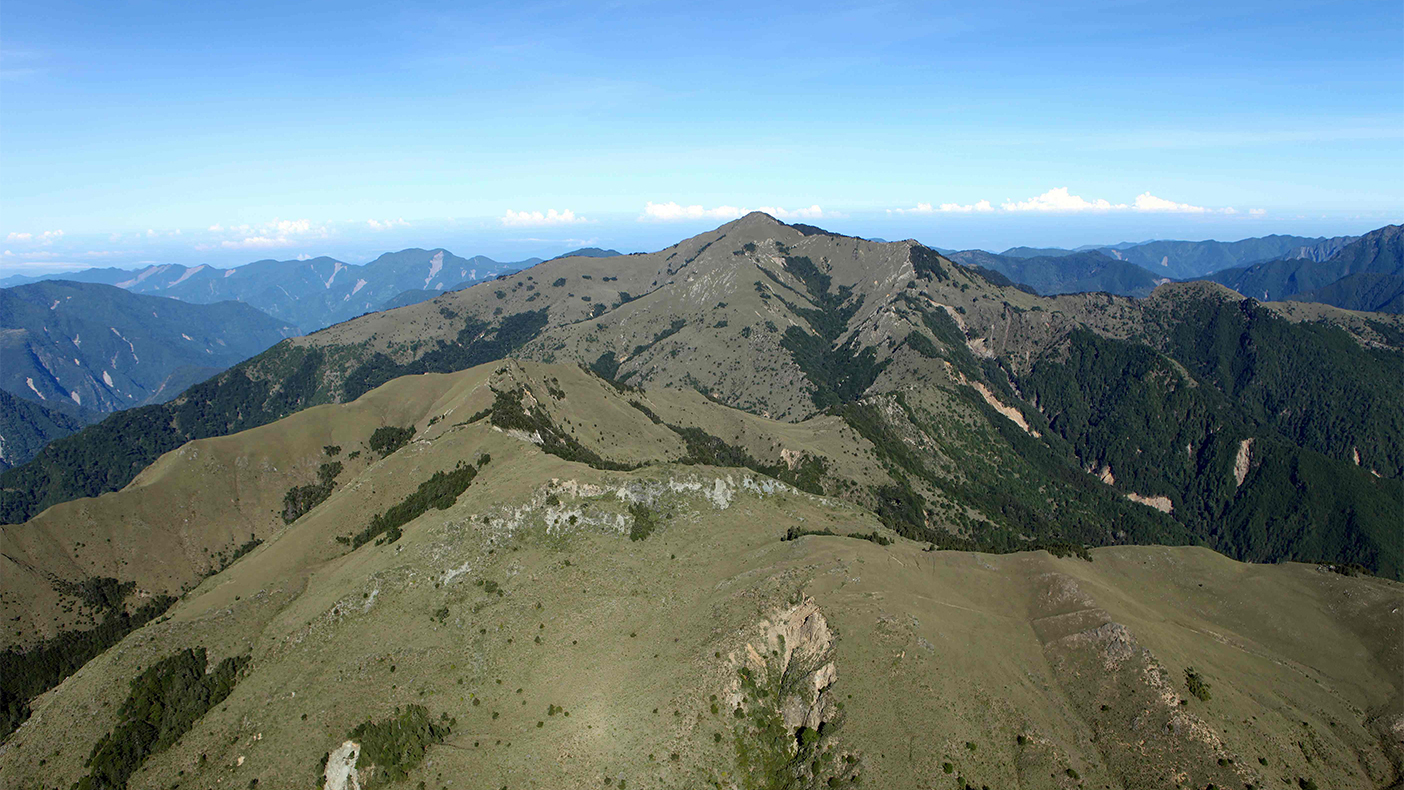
[
  {"x1": 1099, "y1": 234, "x2": 1356, "y2": 279},
  {"x1": 0, "y1": 249, "x2": 540, "y2": 334},
  {"x1": 0, "y1": 268, "x2": 135, "y2": 289},
  {"x1": 949, "y1": 249, "x2": 1164, "y2": 296},
  {"x1": 1207, "y1": 224, "x2": 1402, "y2": 305},
  {"x1": 1288, "y1": 272, "x2": 1404, "y2": 313},
  {"x1": 0, "y1": 281, "x2": 295, "y2": 412},
  {"x1": 0, "y1": 389, "x2": 98, "y2": 470},
  {"x1": 998, "y1": 246, "x2": 1076, "y2": 258},
  {"x1": 1076, "y1": 240, "x2": 1149, "y2": 252}
]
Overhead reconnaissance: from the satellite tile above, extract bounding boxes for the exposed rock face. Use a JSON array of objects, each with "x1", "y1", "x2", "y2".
[
  {"x1": 739, "y1": 597, "x2": 838, "y2": 732},
  {"x1": 323, "y1": 740, "x2": 362, "y2": 790},
  {"x1": 1126, "y1": 491, "x2": 1173, "y2": 513},
  {"x1": 1234, "y1": 437, "x2": 1254, "y2": 487}
]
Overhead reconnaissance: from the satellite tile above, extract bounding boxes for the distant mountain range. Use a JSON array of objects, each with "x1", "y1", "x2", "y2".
[
  {"x1": 994, "y1": 234, "x2": 1359, "y2": 280},
  {"x1": 0, "y1": 280, "x2": 296, "y2": 414},
  {"x1": 951, "y1": 228, "x2": 1399, "y2": 309},
  {"x1": 1, "y1": 230, "x2": 1397, "y2": 475},
  {"x1": 949, "y1": 249, "x2": 1165, "y2": 297},
  {"x1": 0, "y1": 248, "x2": 542, "y2": 334},
  {"x1": 1209, "y1": 224, "x2": 1402, "y2": 311}
]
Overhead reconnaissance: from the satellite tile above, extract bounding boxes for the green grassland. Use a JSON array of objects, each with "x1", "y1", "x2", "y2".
[{"x1": 0, "y1": 361, "x2": 1398, "y2": 789}]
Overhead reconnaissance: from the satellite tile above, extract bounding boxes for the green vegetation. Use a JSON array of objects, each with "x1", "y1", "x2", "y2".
[
  {"x1": 282, "y1": 461, "x2": 344, "y2": 523},
  {"x1": 589, "y1": 351, "x2": 622, "y2": 381},
  {"x1": 781, "y1": 527, "x2": 891, "y2": 546},
  {"x1": 345, "y1": 461, "x2": 481, "y2": 549},
  {"x1": 0, "y1": 345, "x2": 328, "y2": 524},
  {"x1": 210, "y1": 536, "x2": 263, "y2": 575},
  {"x1": 1153, "y1": 297, "x2": 1403, "y2": 477},
  {"x1": 73, "y1": 648, "x2": 249, "y2": 790},
  {"x1": 341, "y1": 310, "x2": 548, "y2": 402},
  {"x1": 489, "y1": 388, "x2": 634, "y2": 471},
  {"x1": 1023, "y1": 325, "x2": 1404, "y2": 578},
  {"x1": 349, "y1": 705, "x2": 453, "y2": 786},
  {"x1": 781, "y1": 526, "x2": 837, "y2": 540},
  {"x1": 369, "y1": 426, "x2": 416, "y2": 458},
  {"x1": 668, "y1": 423, "x2": 828, "y2": 495},
  {"x1": 0, "y1": 389, "x2": 89, "y2": 472},
  {"x1": 628, "y1": 503, "x2": 658, "y2": 541},
  {"x1": 56, "y1": 576, "x2": 135, "y2": 612},
  {"x1": 625, "y1": 319, "x2": 688, "y2": 362},
  {"x1": 724, "y1": 637, "x2": 859, "y2": 789},
  {"x1": 835, "y1": 393, "x2": 1185, "y2": 555},
  {"x1": 774, "y1": 256, "x2": 888, "y2": 409},
  {"x1": 1, "y1": 588, "x2": 176, "y2": 741},
  {"x1": 1184, "y1": 667, "x2": 1212, "y2": 702},
  {"x1": 909, "y1": 245, "x2": 951, "y2": 281}
]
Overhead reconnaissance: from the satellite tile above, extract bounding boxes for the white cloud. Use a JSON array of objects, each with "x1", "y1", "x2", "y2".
[
  {"x1": 887, "y1": 203, "x2": 933, "y2": 215},
  {"x1": 758, "y1": 205, "x2": 827, "y2": 220},
  {"x1": 367, "y1": 218, "x2": 409, "y2": 231},
  {"x1": 5, "y1": 229, "x2": 64, "y2": 244},
  {"x1": 1131, "y1": 192, "x2": 1209, "y2": 213},
  {"x1": 208, "y1": 218, "x2": 327, "y2": 249},
  {"x1": 1249, "y1": 208, "x2": 1267, "y2": 216},
  {"x1": 995, "y1": 187, "x2": 1234, "y2": 214},
  {"x1": 639, "y1": 202, "x2": 745, "y2": 222},
  {"x1": 271, "y1": 219, "x2": 314, "y2": 235},
  {"x1": 943, "y1": 201, "x2": 994, "y2": 213},
  {"x1": 1002, "y1": 187, "x2": 1123, "y2": 212},
  {"x1": 222, "y1": 236, "x2": 293, "y2": 250},
  {"x1": 500, "y1": 208, "x2": 588, "y2": 227},
  {"x1": 889, "y1": 200, "x2": 995, "y2": 214}
]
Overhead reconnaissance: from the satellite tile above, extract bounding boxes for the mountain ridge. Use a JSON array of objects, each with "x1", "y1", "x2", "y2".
[
  {"x1": 0, "y1": 248, "x2": 542, "y2": 334},
  {"x1": 1207, "y1": 224, "x2": 1403, "y2": 310},
  {"x1": 2, "y1": 214, "x2": 1398, "y2": 584},
  {"x1": 0, "y1": 280, "x2": 296, "y2": 412}
]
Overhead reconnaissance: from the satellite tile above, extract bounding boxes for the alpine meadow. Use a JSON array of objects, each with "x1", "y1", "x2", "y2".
[{"x1": 1, "y1": 2, "x2": 1401, "y2": 789}]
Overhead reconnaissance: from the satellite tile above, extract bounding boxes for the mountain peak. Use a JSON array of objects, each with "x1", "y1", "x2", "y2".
[
  {"x1": 1149, "y1": 279, "x2": 1244, "y2": 302},
  {"x1": 723, "y1": 211, "x2": 788, "y2": 235}
]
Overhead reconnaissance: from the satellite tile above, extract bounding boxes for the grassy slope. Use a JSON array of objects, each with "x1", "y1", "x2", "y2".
[{"x1": 0, "y1": 373, "x2": 1397, "y2": 789}]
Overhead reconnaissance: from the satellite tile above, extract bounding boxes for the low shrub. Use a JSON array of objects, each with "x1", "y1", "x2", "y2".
[
  {"x1": 73, "y1": 648, "x2": 249, "y2": 790},
  {"x1": 349, "y1": 705, "x2": 453, "y2": 785},
  {"x1": 369, "y1": 426, "x2": 416, "y2": 458}
]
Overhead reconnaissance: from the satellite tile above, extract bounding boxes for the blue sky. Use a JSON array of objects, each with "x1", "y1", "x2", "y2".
[{"x1": 3, "y1": 0, "x2": 1401, "y2": 273}]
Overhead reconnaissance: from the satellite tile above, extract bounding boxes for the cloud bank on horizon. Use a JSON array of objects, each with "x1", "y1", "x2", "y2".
[
  {"x1": 638, "y1": 202, "x2": 830, "y2": 222},
  {"x1": 889, "y1": 188, "x2": 1247, "y2": 216},
  {"x1": 0, "y1": 190, "x2": 1392, "y2": 278}
]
